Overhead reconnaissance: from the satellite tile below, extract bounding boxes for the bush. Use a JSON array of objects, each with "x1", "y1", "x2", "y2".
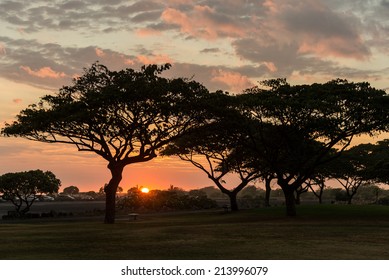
[
  {"x1": 377, "y1": 196, "x2": 389, "y2": 206},
  {"x1": 117, "y1": 188, "x2": 218, "y2": 212}
]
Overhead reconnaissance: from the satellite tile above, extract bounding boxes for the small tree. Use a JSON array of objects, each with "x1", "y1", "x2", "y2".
[
  {"x1": 305, "y1": 175, "x2": 327, "y2": 204},
  {"x1": 63, "y1": 185, "x2": 79, "y2": 195},
  {"x1": 328, "y1": 144, "x2": 378, "y2": 204},
  {"x1": 0, "y1": 170, "x2": 60, "y2": 216}
]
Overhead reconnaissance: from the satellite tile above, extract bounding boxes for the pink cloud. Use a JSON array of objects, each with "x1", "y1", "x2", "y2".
[
  {"x1": 136, "y1": 28, "x2": 162, "y2": 37},
  {"x1": 211, "y1": 69, "x2": 254, "y2": 92},
  {"x1": 161, "y1": 5, "x2": 246, "y2": 40},
  {"x1": 124, "y1": 59, "x2": 135, "y2": 65},
  {"x1": 263, "y1": 0, "x2": 280, "y2": 13},
  {"x1": 0, "y1": 43, "x2": 6, "y2": 55},
  {"x1": 95, "y1": 48, "x2": 106, "y2": 57},
  {"x1": 136, "y1": 54, "x2": 173, "y2": 65},
  {"x1": 12, "y1": 98, "x2": 22, "y2": 104},
  {"x1": 167, "y1": 0, "x2": 195, "y2": 5},
  {"x1": 298, "y1": 37, "x2": 369, "y2": 60},
  {"x1": 20, "y1": 66, "x2": 66, "y2": 79},
  {"x1": 263, "y1": 62, "x2": 278, "y2": 72},
  {"x1": 259, "y1": 0, "x2": 370, "y2": 60}
]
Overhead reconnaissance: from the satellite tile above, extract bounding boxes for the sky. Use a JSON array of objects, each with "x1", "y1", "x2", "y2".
[{"x1": 0, "y1": 0, "x2": 388, "y2": 192}]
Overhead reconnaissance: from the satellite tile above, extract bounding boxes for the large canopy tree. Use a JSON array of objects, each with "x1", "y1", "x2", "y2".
[
  {"x1": 0, "y1": 170, "x2": 60, "y2": 216},
  {"x1": 237, "y1": 79, "x2": 388, "y2": 216},
  {"x1": 2, "y1": 63, "x2": 211, "y2": 223}
]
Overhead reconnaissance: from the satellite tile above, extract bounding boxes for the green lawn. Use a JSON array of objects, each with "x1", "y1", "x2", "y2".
[{"x1": 1, "y1": 204, "x2": 389, "y2": 259}]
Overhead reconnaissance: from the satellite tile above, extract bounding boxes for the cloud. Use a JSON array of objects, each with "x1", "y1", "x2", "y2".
[
  {"x1": 136, "y1": 54, "x2": 173, "y2": 64},
  {"x1": 263, "y1": 62, "x2": 278, "y2": 73},
  {"x1": 131, "y1": 11, "x2": 162, "y2": 23},
  {"x1": 12, "y1": 98, "x2": 22, "y2": 104},
  {"x1": 200, "y1": 48, "x2": 221, "y2": 54},
  {"x1": 136, "y1": 28, "x2": 162, "y2": 37},
  {"x1": 0, "y1": 1, "x2": 387, "y2": 93},
  {"x1": 211, "y1": 69, "x2": 254, "y2": 92},
  {"x1": 257, "y1": 0, "x2": 371, "y2": 60},
  {"x1": 95, "y1": 48, "x2": 106, "y2": 57},
  {"x1": 160, "y1": 5, "x2": 247, "y2": 40},
  {"x1": 0, "y1": 0, "x2": 165, "y2": 33},
  {"x1": 0, "y1": 36, "x2": 143, "y2": 89},
  {"x1": 0, "y1": 43, "x2": 6, "y2": 55},
  {"x1": 20, "y1": 66, "x2": 67, "y2": 79}
]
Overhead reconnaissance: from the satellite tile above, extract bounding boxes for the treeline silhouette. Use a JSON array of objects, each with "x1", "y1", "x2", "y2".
[{"x1": 1, "y1": 63, "x2": 388, "y2": 223}]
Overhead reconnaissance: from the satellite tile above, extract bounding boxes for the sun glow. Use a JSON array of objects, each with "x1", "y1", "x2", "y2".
[{"x1": 140, "y1": 187, "x2": 150, "y2": 194}]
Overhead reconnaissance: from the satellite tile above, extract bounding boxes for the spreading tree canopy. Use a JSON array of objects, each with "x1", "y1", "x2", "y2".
[
  {"x1": 237, "y1": 79, "x2": 388, "y2": 216},
  {"x1": 325, "y1": 143, "x2": 379, "y2": 204},
  {"x1": 163, "y1": 92, "x2": 263, "y2": 211},
  {"x1": 0, "y1": 170, "x2": 60, "y2": 216},
  {"x1": 2, "y1": 63, "x2": 211, "y2": 223}
]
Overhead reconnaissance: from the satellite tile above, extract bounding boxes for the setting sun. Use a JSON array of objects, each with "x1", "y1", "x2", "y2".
[{"x1": 140, "y1": 187, "x2": 150, "y2": 194}]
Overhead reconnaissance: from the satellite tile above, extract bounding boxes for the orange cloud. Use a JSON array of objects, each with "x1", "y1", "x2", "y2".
[
  {"x1": 263, "y1": 62, "x2": 278, "y2": 72},
  {"x1": 20, "y1": 66, "x2": 66, "y2": 79},
  {"x1": 0, "y1": 43, "x2": 6, "y2": 55},
  {"x1": 167, "y1": 0, "x2": 195, "y2": 5},
  {"x1": 12, "y1": 98, "x2": 22, "y2": 104},
  {"x1": 136, "y1": 28, "x2": 162, "y2": 37},
  {"x1": 95, "y1": 48, "x2": 105, "y2": 57},
  {"x1": 124, "y1": 59, "x2": 135, "y2": 65},
  {"x1": 136, "y1": 54, "x2": 173, "y2": 65},
  {"x1": 212, "y1": 69, "x2": 254, "y2": 92},
  {"x1": 298, "y1": 37, "x2": 369, "y2": 60},
  {"x1": 263, "y1": 0, "x2": 279, "y2": 13},
  {"x1": 161, "y1": 5, "x2": 246, "y2": 40}
]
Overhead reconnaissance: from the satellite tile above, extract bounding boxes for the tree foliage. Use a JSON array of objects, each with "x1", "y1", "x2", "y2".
[
  {"x1": 162, "y1": 97, "x2": 262, "y2": 211},
  {"x1": 0, "y1": 170, "x2": 60, "y2": 216},
  {"x1": 117, "y1": 187, "x2": 217, "y2": 212},
  {"x1": 237, "y1": 79, "x2": 388, "y2": 215},
  {"x1": 2, "y1": 63, "x2": 211, "y2": 223},
  {"x1": 63, "y1": 185, "x2": 79, "y2": 195}
]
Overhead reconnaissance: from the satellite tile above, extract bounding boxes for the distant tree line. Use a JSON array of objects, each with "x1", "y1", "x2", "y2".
[
  {"x1": 2, "y1": 63, "x2": 388, "y2": 223},
  {"x1": 117, "y1": 186, "x2": 217, "y2": 212}
]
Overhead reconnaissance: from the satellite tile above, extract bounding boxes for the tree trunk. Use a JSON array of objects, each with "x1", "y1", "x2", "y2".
[
  {"x1": 104, "y1": 163, "x2": 124, "y2": 224},
  {"x1": 228, "y1": 193, "x2": 239, "y2": 211},
  {"x1": 265, "y1": 177, "x2": 272, "y2": 207},
  {"x1": 295, "y1": 191, "x2": 301, "y2": 205},
  {"x1": 280, "y1": 184, "x2": 297, "y2": 217}
]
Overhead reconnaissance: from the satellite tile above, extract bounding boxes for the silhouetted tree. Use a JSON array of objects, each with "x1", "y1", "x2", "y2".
[
  {"x1": 163, "y1": 116, "x2": 262, "y2": 211},
  {"x1": 305, "y1": 175, "x2": 327, "y2": 204},
  {"x1": 294, "y1": 184, "x2": 309, "y2": 205},
  {"x1": 0, "y1": 170, "x2": 60, "y2": 216},
  {"x1": 63, "y1": 185, "x2": 79, "y2": 195},
  {"x1": 2, "y1": 63, "x2": 210, "y2": 223},
  {"x1": 117, "y1": 187, "x2": 217, "y2": 211},
  {"x1": 263, "y1": 173, "x2": 276, "y2": 207},
  {"x1": 365, "y1": 140, "x2": 389, "y2": 184},
  {"x1": 329, "y1": 142, "x2": 388, "y2": 204},
  {"x1": 238, "y1": 79, "x2": 388, "y2": 216}
]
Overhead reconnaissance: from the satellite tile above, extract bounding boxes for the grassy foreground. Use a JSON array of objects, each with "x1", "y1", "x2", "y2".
[{"x1": 0, "y1": 204, "x2": 389, "y2": 259}]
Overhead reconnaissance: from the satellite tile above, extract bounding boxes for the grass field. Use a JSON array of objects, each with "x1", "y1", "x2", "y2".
[{"x1": 0, "y1": 204, "x2": 389, "y2": 260}]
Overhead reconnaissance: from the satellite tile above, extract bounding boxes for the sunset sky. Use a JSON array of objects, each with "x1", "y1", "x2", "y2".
[{"x1": 0, "y1": 0, "x2": 388, "y2": 192}]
